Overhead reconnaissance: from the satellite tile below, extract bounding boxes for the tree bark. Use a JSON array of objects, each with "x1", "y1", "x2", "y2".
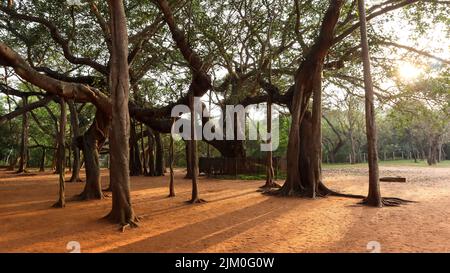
[
  {"x1": 273, "y1": 0, "x2": 344, "y2": 197},
  {"x1": 75, "y1": 110, "x2": 110, "y2": 200},
  {"x1": 17, "y1": 96, "x2": 29, "y2": 173},
  {"x1": 68, "y1": 100, "x2": 82, "y2": 182},
  {"x1": 154, "y1": 131, "x2": 165, "y2": 176},
  {"x1": 184, "y1": 139, "x2": 200, "y2": 179},
  {"x1": 188, "y1": 93, "x2": 204, "y2": 203},
  {"x1": 261, "y1": 97, "x2": 279, "y2": 189},
  {"x1": 146, "y1": 128, "x2": 156, "y2": 176},
  {"x1": 39, "y1": 147, "x2": 46, "y2": 172},
  {"x1": 53, "y1": 98, "x2": 66, "y2": 208},
  {"x1": 140, "y1": 123, "x2": 148, "y2": 175},
  {"x1": 358, "y1": 0, "x2": 382, "y2": 207},
  {"x1": 105, "y1": 0, "x2": 139, "y2": 229},
  {"x1": 168, "y1": 118, "x2": 175, "y2": 197},
  {"x1": 129, "y1": 120, "x2": 142, "y2": 176}
]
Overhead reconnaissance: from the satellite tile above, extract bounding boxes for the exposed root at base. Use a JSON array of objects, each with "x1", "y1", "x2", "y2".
[
  {"x1": 327, "y1": 191, "x2": 366, "y2": 199},
  {"x1": 187, "y1": 198, "x2": 207, "y2": 204},
  {"x1": 167, "y1": 194, "x2": 176, "y2": 198},
  {"x1": 259, "y1": 182, "x2": 282, "y2": 189},
  {"x1": 359, "y1": 197, "x2": 415, "y2": 207},
  {"x1": 262, "y1": 187, "x2": 313, "y2": 198},
  {"x1": 104, "y1": 214, "x2": 142, "y2": 232},
  {"x1": 66, "y1": 179, "x2": 83, "y2": 183},
  {"x1": 120, "y1": 221, "x2": 139, "y2": 232},
  {"x1": 119, "y1": 216, "x2": 142, "y2": 232},
  {"x1": 70, "y1": 192, "x2": 104, "y2": 201},
  {"x1": 52, "y1": 200, "x2": 65, "y2": 208}
]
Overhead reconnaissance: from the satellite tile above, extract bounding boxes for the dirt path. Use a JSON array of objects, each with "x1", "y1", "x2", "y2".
[{"x1": 0, "y1": 165, "x2": 449, "y2": 253}]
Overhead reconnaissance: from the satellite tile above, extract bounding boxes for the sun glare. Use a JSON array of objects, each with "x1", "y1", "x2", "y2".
[{"x1": 398, "y1": 62, "x2": 422, "y2": 81}]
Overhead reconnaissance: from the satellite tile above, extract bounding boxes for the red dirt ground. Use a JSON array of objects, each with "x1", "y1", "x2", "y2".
[{"x1": 0, "y1": 165, "x2": 449, "y2": 253}]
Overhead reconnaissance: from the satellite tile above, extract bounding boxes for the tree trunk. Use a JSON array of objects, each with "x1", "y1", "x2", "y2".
[
  {"x1": 51, "y1": 141, "x2": 58, "y2": 171},
  {"x1": 105, "y1": 0, "x2": 139, "y2": 229},
  {"x1": 188, "y1": 93, "x2": 204, "y2": 203},
  {"x1": 154, "y1": 131, "x2": 165, "y2": 176},
  {"x1": 53, "y1": 98, "x2": 66, "y2": 208},
  {"x1": 39, "y1": 147, "x2": 46, "y2": 172},
  {"x1": 129, "y1": 120, "x2": 142, "y2": 176},
  {"x1": 184, "y1": 139, "x2": 199, "y2": 179},
  {"x1": 7, "y1": 155, "x2": 18, "y2": 171},
  {"x1": 427, "y1": 138, "x2": 438, "y2": 166},
  {"x1": 273, "y1": 0, "x2": 344, "y2": 197},
  {"x1": 358, "y1": 0, "x2": 382, "y2": 207},
  {"x1": 17, "y1": 96, "x2": 29, "y2": 173},
  {"x1": 349, "y1": 130, "x2": 357, "y2": 164},
  {"x1": 168, "y1": 119, "x2": 175, "y2": 197},
  {"x1": 75, "y1": 110, "x2": 110, "y2": 200},
  {"x1": 140, "y1": 123, "x2": 148, "y2": 175},
  {"x1": 261, "y1": 97, "x2": 279, "y2": 189},
  {"x1": 68, "y1": 101, "x2": 82, "y2": 182},
  {"x1": 146, "y1": 128, "x2": 156, "y2": 176}
]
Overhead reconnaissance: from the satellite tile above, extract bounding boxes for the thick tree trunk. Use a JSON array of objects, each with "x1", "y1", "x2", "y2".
[
  {"x1": 53, "y1": 99, "x2": 66, "y2": 208},
  {"x1": 75, "y1": 110, "x2": 110, "y2": 200},
  {"x1": 358, "y1": 0, "x2": 382, "y2": 207},
  {"x1": 129, "y1": 120, "x2": 142, "y2": 176},
  {"x1": 17, "y1": 96, "x2": 28, "y2": 173},
  {"x1": 105, "y1": 0, "x2": 139, "y2": 229},
  {"x1": 274, "y1": 1, "x2": 344, "y2": 198},
  {"x1": 154, "y1": 131, "x2": 165, "y2": 176},
  {"x1": 68, "y1": 101, "x2": 82, "y2": 182}
]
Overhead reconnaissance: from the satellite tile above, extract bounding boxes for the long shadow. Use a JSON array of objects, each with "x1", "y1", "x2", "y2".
[{"x1": 108, "y1": 198, "x2": 294, "y2": 252}]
